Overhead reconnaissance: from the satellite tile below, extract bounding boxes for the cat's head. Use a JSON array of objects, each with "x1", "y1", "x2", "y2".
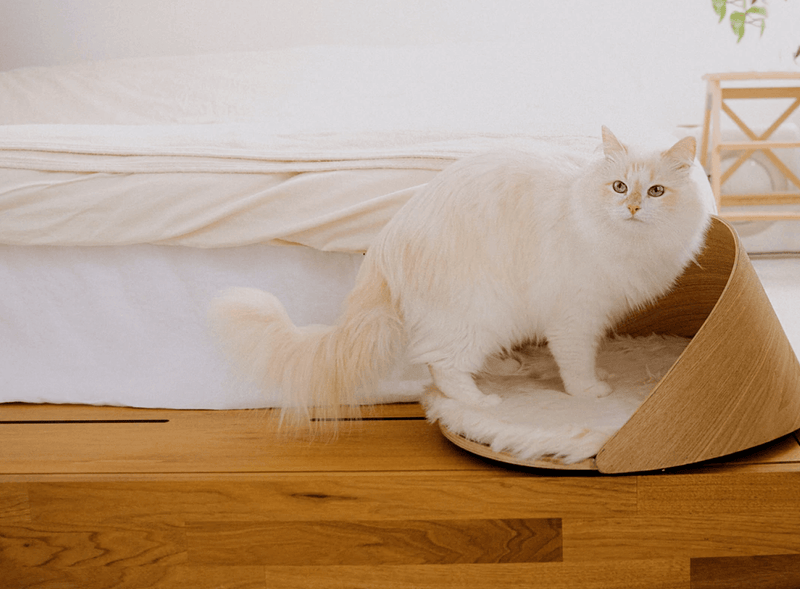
[{"x1": 590, "y1": 126, "x2": 706, "y2": 232}]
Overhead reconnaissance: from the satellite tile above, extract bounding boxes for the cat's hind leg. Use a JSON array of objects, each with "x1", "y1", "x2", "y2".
[
  {"x1": 545, "y1": 325, "x2": 612, "y2": 398},
  {"x1": 405, "y1": 307, "x2": 503, "y2": 407},
  {"x1": 429, "y1": 363, "x2": 502, "y2": 407}
]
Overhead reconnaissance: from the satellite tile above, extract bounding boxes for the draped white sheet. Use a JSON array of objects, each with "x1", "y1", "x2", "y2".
[
  {"x1": 0, "y1": 129, "x2": 602, "y2": 251},
  {"x1": 0, "y1": 242, "x2": 429, "y2": 409}
]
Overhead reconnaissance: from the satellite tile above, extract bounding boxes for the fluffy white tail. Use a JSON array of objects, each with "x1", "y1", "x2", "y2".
[{"x1": 209, "y1": 263, "x2": 403, "y2": 428}]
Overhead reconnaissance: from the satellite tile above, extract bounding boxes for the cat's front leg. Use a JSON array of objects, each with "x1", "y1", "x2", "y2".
[
  {"x1": 545, "y1": 326, "x2": 612, "y2": 398},
  {"x1": 429, "y1": 364, "x2": 502, "y2": 407}
]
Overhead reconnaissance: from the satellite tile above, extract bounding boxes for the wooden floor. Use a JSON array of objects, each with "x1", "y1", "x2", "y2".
[{"x1": 1, "y1": 402, "x2": 800, "y2": 589}]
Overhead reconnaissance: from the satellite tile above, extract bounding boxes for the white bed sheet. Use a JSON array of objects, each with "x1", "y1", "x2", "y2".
[
  {"x1": 0, "y1": 130, "x2": 602, "y2": 252},
  {"x1": 0, "y1": 242, "x2": 427, "y2": 409},
  {"x1": 0, "y1": 165, "x2": 435, "y2": 252},
  {"x1": 3, "y1": 244, "x2": 797, "y2": 411}
]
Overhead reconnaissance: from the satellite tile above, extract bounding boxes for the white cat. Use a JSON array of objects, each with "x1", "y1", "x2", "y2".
[{"x1": 210, "y1": 127, "x2": 711, "y2": 423}]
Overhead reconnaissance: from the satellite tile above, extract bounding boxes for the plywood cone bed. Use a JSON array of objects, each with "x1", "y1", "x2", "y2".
[{"x1": 430, "y1": 216, "x2": 800, "y2": 473}]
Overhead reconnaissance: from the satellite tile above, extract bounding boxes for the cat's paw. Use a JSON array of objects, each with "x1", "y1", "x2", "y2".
[
  {"x1": 565, "y1": 379, "x2": 613, "y2": 398},
  {"x1": 585, "y1": 381, "x2": 613, "y2": 398}
]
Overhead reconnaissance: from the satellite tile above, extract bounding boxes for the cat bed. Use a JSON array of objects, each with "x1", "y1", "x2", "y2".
[
  {"x1": 424, "y1": 334, "x2": 690, "y2": 469},
  {"x1": 425, "y1": 216, "x2": 800, "y2": 473}
]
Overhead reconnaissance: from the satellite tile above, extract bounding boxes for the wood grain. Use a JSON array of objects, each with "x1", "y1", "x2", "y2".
[
  {"x1": 2, "y1": 565, "x2": 267, "y2": 589},
  {"x1": 670, "y1": 433, "x2": 800, "y2": 474},
  {"x1": 691, "y1": 554, "x2": 800, "y2": 589},
  {"x1": 0, "y1": 483, "x2": 30, "y2": 523},
  {"x1": 187, "y1": 518, "x2": 561, "y2": 566},
  {"x1": 0, "y1": 521, "x2": 186, "y2": 568},
  {"x1": 597, "y1": 217, "x2": 800, "y2": 472},
  {"x1": 685, "y1": 433, "x2": 800, "y2": 469},
  {"x1": 0, "y1": 405, "x2": 485, "y2": 475},
  {"x1": 24, "y1": 476, "x2": 636, "y2": 524},
  {"x1": 1, "y1": 402, "x2": 799, "y2": 588},
  {"x1": 563, "y1": 513, "x2": 800, "y2": 561},
  {"x1": 638, "y1": 472, "x2": 800, "y2": 515},
  {"x1": 262, "y1": 561, "x2": 691, "y2": 589}
]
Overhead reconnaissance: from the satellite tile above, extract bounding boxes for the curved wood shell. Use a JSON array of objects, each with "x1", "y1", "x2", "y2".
[{"x1": 596, "y1": 216, "x2": 800, "y2": 472}]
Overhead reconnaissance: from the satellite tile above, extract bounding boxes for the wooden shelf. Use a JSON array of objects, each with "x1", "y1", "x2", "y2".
[
  {"x1": 719, "y1": 140, "x2": 800, "y2": 151},
  {"x1": 700, "y1": 72, "x2": 800, "y2": 222},
  {"x1": 704, "y1": 71, "x2": 800, "y2": 81},
  {"x1": 722, "y1": 87, "x2": 800, "y2": 100},
  {"x1": 720, "y1": 192, "x2": 800, "y2": 207},
  {"x1": 721, "y1": 211, "x2": 800, "y2": 221}
]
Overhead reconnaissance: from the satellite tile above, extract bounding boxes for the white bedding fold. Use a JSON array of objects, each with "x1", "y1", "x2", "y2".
[
  {"x1": 0, "y1": 126, "x2": 598, "y2": 173},
  {"x1": 0, "y1": 166, "x2": 434, "y2": 251},
  {"x1": 0, "y1": 129, "x2": 601, "y2": 251}
]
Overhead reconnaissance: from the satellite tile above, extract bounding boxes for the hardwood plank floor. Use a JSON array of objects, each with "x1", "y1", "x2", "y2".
[
  {"x1": 21, "y1": 475, "x2": 637, "y2": 522},
  {"x1": 1, "y1": 402, "x2": 799, "y2": 589},
  {"x1": 563, "y1": 513, "x2": 800, "y2": 561},
  {"x1": 691, "y1": 554, "x2": 800, "y2": 589},
  {"x1": 261, "y1": 561, "x2": 692, "y2": 589},
  {"x1": 185, "y1": 518, "x2": 562, "y2": 566}
]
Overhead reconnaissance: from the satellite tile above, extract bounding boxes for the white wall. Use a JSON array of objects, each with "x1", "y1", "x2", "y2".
[
  {"x1": 2, "y1": 1, "x2": 798, "y2": 70},
  {"x1": 1, "y1": 0, "x2": 798, "y2": 128}
]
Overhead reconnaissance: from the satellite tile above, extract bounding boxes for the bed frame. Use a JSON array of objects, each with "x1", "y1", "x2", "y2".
[{"x1": 1, "y1": 401, "x2": 799, "y2": 588}]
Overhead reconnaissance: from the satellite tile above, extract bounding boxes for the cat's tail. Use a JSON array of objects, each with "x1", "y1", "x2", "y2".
[{"x1": 208, "y1": 258, "x2": 403, "y2": 430}]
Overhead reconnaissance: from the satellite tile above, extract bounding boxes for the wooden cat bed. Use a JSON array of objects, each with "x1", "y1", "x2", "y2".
[{"x1": 435, "y1": 216, "x2": 800, "y2": 473}]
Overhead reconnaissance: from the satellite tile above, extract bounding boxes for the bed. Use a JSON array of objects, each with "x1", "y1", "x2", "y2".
[{"x1": 0, "y1": 44, "x2": 794, "y2": 412}]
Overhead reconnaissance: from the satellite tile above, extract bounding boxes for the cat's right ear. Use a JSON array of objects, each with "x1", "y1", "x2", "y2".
[
  {"x1": 601, "y1": 126, "x2": 627, "y2": 158},
  {"x1": 663, "y1": 135, "x2": 697, "y2": 169}
]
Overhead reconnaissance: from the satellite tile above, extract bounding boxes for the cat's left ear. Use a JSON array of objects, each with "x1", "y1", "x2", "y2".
[
  {"x1": 601, "y1": 126, "x2": 627, "y2": 158},
  {"x1": 663, "y1": 136, "x2": 697, "y2": 169}
]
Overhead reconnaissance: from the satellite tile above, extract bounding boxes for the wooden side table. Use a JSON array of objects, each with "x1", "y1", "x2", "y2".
[{"x1": 700, "y1": 71, "x2": 800, "y2": 221}]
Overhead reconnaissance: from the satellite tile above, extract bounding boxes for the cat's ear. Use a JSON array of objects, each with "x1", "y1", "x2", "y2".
[
  {"x1": 601, "y1": 126, "x2": 627, "y2": 158},
  {"x1": 663, "y1": 136, "x2": 697, "y2": 169}
]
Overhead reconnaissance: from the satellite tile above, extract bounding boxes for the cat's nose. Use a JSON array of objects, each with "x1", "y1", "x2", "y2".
[{"x1": 627, "y1": 203, "x2": 641, "y2": 215}]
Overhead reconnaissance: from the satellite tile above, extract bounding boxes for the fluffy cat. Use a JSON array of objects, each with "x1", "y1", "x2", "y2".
[{"x1": 210, "y1": 127, "x2": 711, "y2": 424}]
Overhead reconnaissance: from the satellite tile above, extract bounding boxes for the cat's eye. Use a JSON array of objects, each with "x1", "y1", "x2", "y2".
[
  {"x1": 648, "y1": 185, "x2": 665, "y2": 197},
  {"x1": 612, "y1": 181, "x2": 627, "y2": 194}
]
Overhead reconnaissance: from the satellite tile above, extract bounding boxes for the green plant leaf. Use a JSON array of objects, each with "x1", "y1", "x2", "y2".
[
  {"x1": 746, "y1": 6, "x2": 767, "y2": 16},
  {"x1": 712, "y1": 0, "x2": 727, "y2": 22},
  {"x1": 730, "y1": 11, "x2": 746, "y2": 42}
]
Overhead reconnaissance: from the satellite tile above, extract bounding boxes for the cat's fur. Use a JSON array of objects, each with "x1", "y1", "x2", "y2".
[{"x1": 209, "y1": 127, "x2": 711, "y2": 424}]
